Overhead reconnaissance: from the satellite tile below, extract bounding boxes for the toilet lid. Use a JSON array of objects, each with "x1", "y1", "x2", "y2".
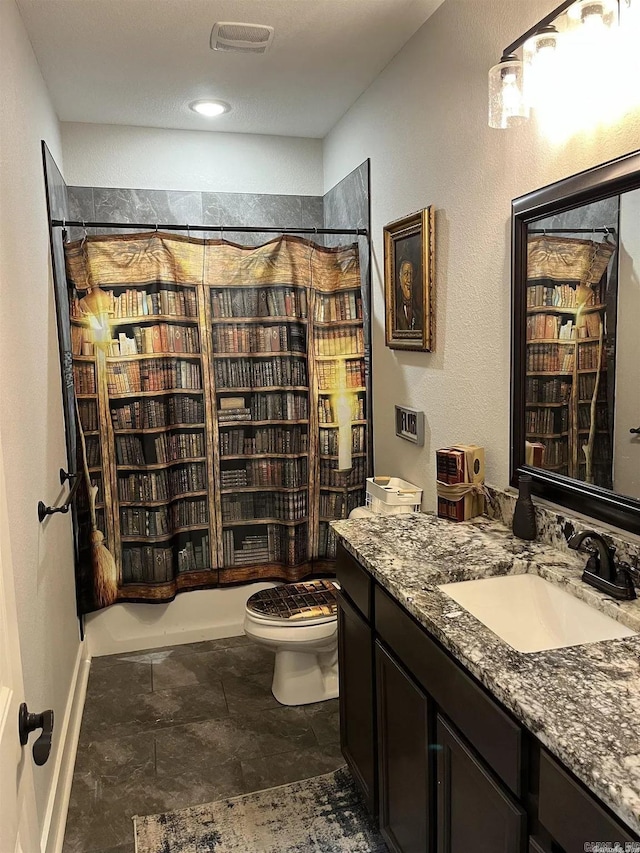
[{"x1": 246, "y1": 579, "x2": 338, "y2": 623}]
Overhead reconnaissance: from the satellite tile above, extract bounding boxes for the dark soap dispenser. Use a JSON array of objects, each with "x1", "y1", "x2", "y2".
[{"x1": 512, "y1": 474, "x2": 537, "y2": 541}]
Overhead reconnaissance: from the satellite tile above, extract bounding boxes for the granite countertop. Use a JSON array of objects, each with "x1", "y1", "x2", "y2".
[{"x1": 332, "y1": 513, "x2": 640, "y2": 836}]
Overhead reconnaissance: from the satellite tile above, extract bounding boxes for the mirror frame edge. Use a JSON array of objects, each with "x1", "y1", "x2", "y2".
[{"x1": 510, "y1": 148, "x2": 640, "y2": 536}]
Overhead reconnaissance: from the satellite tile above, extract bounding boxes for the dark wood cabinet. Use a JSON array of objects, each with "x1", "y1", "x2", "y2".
[
  {"x1": 538, "y1": 749, "x2": 636, "y2": 852},
  {"x1": 436, "y1": 715, "x2": 526, "y2": 853},
  {"x1": 336, "y1": 543, "x2": 373, "y2": 620},
  {"x1": 336, "y1": 589, "x2": 376, "y2": 814},
  {"x1": 336, "y1": 549, "x2": 639, "y2": 850},
  {"x1": 376, "y1": 641, "x2": 430, "y2": 853},
  {"x1": 376, "y1": 585, "x2": 523, "y2": 797}
]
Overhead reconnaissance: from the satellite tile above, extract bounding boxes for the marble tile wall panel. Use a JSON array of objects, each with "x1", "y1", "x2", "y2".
[
  {"x1": 322, "y1": 161, "x2": 371, "y2": 342},
  {"x1": 533, "y1": 196, "x2": 619, "y2": 232},
  {"x1": 323, "y1": 160, "x2": 372, "y2": 472},
  {"x1": 67, "y1": 187, "x2": 324, "y2": 247},
  {"x1": 301, "y1": 196, "x2": 324, "y2": 231},
  {"x1": 92, "y1": 188, "x2": 203, "y2": 237},
  {"x1": 67, "y1": 187, "x2": 95, "y2": 241},
  {"x1": 43, "y1": 144, "x2": 75, "y2": 466},
  {"x1": 201, "y1": 191, "x2": 322, "y2": 246},
  {"x1": 323, "y1": 161, "x2": 369, "y2": 246}
]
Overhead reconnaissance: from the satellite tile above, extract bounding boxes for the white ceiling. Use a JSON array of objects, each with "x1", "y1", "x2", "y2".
[{"x1": 17, "y1": 0, "x2": 444, "y2": 138}]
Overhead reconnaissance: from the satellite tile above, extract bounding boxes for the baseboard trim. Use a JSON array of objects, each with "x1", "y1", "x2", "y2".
[
  {"x1": 88, "y1": 621, "x2": 245, "y2": 657},
  {"x1": 41, "y1": 641, "x2": 90, "y2": 853}
]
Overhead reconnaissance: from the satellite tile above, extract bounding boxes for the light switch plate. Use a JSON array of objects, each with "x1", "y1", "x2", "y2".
[{"x1": 395, "y1": 406, "x2": 424, "y2": 445}]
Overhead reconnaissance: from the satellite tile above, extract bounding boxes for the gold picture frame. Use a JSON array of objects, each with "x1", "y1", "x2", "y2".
[{"x1": 384, "y1": 206, "x2": 434, "y2": 351}]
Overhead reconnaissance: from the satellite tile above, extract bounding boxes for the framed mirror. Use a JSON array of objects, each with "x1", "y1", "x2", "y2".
[{"x1": 511, "y1": 149, "x2": 640, "y2": 535}]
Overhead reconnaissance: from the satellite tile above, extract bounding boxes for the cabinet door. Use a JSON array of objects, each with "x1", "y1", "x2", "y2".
[
  {"x1": 337, "y1": 590, "x2": 376, "y2": 813},
  {"x1": 437, "y1": 715, "x2": 526, "y2": 853},
  {"x1": 376, "y1": 642, "x2": 430, "y2": 853}
]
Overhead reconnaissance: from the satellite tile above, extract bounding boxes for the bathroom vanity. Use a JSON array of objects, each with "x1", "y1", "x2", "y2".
[{"x1": 332, "y1": 512, "x2": 640, "y2": 853}]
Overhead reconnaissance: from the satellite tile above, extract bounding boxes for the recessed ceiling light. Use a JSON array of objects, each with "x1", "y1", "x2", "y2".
[{"x1": 189, "y1": 100, "x2": 230, "y2": 118}]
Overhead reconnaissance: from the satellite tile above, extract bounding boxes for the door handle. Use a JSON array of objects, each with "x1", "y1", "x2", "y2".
[
  {"x1": 18, "y1": 703, "x2": 54, "y2": 766},
  {"x1": 630, "y1": 427, "x2": 640, "y2": 435}
]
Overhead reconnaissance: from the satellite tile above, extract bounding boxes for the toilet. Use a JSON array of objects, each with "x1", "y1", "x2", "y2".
[{"x1": 244, "y1": 579, "x2": 339, "y2": 706}]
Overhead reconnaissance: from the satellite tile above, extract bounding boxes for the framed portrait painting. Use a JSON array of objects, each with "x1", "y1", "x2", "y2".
[{"x1": 384, "y1": 207, "x2": 434, "y2": 351}]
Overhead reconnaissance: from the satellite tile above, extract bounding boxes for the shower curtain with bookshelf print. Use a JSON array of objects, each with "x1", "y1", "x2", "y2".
[{"x1": 64, "y1": 233, "x2": 370, "y2": 614}]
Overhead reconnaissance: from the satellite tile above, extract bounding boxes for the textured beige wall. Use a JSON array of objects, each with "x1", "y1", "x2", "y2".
[
  {"x1": 322, "y1": 0, "x2": 640, "y2": 510},
  {"x1": 0, "y1": 0, "x2": 81, "y2": 834},
  {"x1": 61, "y1": 122, "x2": 324, "y2": 195}
]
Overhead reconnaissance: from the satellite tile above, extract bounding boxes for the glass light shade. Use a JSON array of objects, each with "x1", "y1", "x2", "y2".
[
  {"x1": 523, "y1": 27, "x2": 560, "y2": 109},
  {"x1": 488, "y1": 57, "x2": 529, "y2": 128},
  {"x1": 567, "y1": 0, "x2": 617, "y2": 29}
]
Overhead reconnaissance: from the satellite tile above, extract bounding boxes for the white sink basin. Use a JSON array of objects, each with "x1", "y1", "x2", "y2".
[{"x1": 438, "y1": 574, "x2": 636, "y2": 653}]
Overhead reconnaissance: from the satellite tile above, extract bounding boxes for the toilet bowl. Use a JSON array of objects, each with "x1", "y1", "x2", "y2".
[{"x1": 244, "y1": 579, "x2": 339, "y2": 706}]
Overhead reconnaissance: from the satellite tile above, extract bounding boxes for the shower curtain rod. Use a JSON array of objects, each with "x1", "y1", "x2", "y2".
[
  {"x1": 528, "y1": 227, "x2": 616, "y2": 234},
  {"x1": 51, "y1": 219, "x2": 368, "y2": 237}
]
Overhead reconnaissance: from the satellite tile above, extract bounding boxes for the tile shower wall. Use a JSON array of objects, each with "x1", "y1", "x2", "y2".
[
  {"x1": 43, "y1": 144, "x2": 76, "y2": 463},
  {"x1": 323, "y1": 159, "x2": 370, "y2": 295},
  {"x1": 67, "y1": 161, "x2": 369, "y2": 249},
  {"x1": 67, "y1": 187, "x2": 325, "y2": 244},
  {"x1": 323, "y1": 161, "x2": 372, "y2": 470}
]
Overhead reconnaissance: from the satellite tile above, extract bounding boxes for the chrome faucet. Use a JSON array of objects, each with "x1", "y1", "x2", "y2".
[{"x1": 567, "y1": 531, "x2": 637, "y2": 601}]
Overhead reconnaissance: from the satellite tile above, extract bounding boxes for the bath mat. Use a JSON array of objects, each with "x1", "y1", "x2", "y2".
[{"x1": 134, "y1": 766, "x2": 387, "y2": 852}]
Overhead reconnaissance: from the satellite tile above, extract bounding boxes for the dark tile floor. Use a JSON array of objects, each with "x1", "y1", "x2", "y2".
[{"x1": 63, "y1": 635, "x2": 342, "y2": 853}]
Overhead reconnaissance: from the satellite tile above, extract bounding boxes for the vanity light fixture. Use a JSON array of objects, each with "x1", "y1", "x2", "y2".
[
  {"x1": 580, "y1": 1, "x2": 607, "y2": 26},
  {"x1": 566, "y1": 0, "x2": 616, "y2": 28},
  {"x1": 523, "y1": 25, "x2": 560, "y2": 112},
  {"x1": 488, "y1": 54, "x2": 529, "y2": 129},
  {"x1": 525, "y1": 24, "x2": 560, "y2": 59},
  {"x1": 189, "y1": 99, "x2": 231, "y2": 118},
  {"x1": 488, "y1": 0, "x2": 627, "y2": 129}
]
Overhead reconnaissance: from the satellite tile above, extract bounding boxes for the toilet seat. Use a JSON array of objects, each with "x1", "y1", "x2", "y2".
[
  {"x1": 245, "y1": 579, "x2": 338, "y2": 627},
  {"x1": 244, "y1": 579, "x2": 340, "y2": 705}
]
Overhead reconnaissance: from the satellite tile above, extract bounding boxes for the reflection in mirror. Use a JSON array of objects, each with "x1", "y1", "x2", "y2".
[{"x1": 524, "y1": 191, "x2": 639, "y2": 500}]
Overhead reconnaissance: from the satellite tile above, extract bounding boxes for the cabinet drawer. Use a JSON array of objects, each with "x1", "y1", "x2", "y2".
[
  {"x1": 336, "y1": 542, "x2": 373, "y2": 621},
  {"x1": 376, "y1": 584, "x2": 523, "y2": 797},
  {"x1": 539, "y1": 749, "x2": 637, "y2": 851}
]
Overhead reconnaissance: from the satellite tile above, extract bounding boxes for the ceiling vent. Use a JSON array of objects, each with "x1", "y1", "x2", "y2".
[{"x1": 210, "y1": 22, "x2": 274, "y2": 54}]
